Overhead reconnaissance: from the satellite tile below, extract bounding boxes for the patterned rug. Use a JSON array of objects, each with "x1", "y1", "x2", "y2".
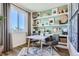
[{"x1": 18, "y1": 47, "x2": 60, "y2": 56}]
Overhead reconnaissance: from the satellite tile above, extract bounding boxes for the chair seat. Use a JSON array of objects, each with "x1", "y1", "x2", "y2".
[
  {"x1": 46, "y1": 42, "x2": 52, "y2": 45},
  {"x1": 52, "y1": 41, "x2": 58, "y2": 45}
]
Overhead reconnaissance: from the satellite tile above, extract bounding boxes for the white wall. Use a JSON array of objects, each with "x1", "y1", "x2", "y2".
[
  {"x1": 12, "y1": 32, "x2": 27, "y2": 48},
  {"x1": 0, "y1": 4, "x2": 2, "y2": 15}
]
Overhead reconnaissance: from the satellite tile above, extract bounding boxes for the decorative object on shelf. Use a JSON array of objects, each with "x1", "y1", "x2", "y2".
[
  {"x1": 38, "y1": 31, "x2": 41, "y2": 35},
  {"x1": 61, "y1": 10, "x2": 64, "y2": 13},
  {"x1": 58, "y1": 5, "x2": 68, "y2": 14},
  {"x1": 62, "y1": 28, "x2": 68, "y2": 35},
  {"x1": 53, "y1": 28, "x2": 59, "y2": 33},
  {"x1": 46, "y1": 30, "x2": 51, "y2": 34},
  {"x1": 37, "y1": 21, "x2": 39, "y2": 24},
  {"x1": 33, "y1": 20, "x2": 37, "y2": 26},
  {"x1": 54, "y1": 17, "x2": 59, "y2": 24},
  {"x1": 52, "y1": 8, "x2": 57, "y2": 15},
  {"x1": 50, "y1": 20, "x2": 53, "y2": 23},
  {"x1": 49, "y1": 18, "x2": 54, "y2": 25},
  {"x1": 33, "y1": 30, "x2": 39, "y2": 35},
  {"x1": 42, "y1": 24, "x2": 44, "y2": 26},
  {"x1": 37, "y1": 20, "x2": 40, "y2": 26},
  {"x1": 32, "y1": 31, "x2": 36, "y2": 35},
  {"x1": 32, "y1": 12, "x2": 39, "y2": 19},
  {"x1": 58, "y1": 8, "x2": 64, "y2": 14},
  {"x1": 63, "y1": 9, "x2": 68, "y2": 13},
  {"x1": 59, "y1": 14, "x2": 68, "y2": 24}
]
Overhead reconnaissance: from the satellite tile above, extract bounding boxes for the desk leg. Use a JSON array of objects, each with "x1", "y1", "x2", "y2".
[
  {"x1": 40, "y1": 40, "x2": 43, "y2": 55},
  {"x1": 27, "y1": 38, "x2": 30, "y2": 53},
  {"x1": 51, "y1": 46, "x2": 53, "y2": 55},
  {"x1": 41, "y1": 40, "x2": 42, "y2": 51}
]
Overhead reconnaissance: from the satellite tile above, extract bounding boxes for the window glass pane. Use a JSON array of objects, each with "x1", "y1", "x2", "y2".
[
  {"x1": 19, "y1": 12, "x2": 25, "y2": 32},
  {"x1": 10, "y1": 8, "x2": 18, "y2": 32},
  {"x1": 10, "y1": 5, "x2": 28, "y2": 32}
]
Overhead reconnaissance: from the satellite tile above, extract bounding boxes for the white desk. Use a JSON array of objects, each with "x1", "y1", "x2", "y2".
[{"x1": 26, "y1": 34, "x2": 53, "y2": 54}]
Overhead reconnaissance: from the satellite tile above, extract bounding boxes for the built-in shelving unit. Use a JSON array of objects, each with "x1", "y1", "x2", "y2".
[
  {"x1": 33, "y1": 24, "x2": 68, "y2": 27},
  {"x1": 30, "y1": 4, "x2": 69, "y2": 49},
  {"x1": 31, "y1": 4, "x2": 68, "y2": 37},
  {"x1": 34, "y1": 12, "x2": 68, "y2": 20}
]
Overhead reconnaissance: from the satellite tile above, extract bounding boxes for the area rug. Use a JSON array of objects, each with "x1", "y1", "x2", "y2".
[{"x1": 18, "y1": 47, "x2": 60, "y2": 56}]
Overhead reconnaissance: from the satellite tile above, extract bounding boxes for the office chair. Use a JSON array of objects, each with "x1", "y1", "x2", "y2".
[{"x1": 44, "y1": 34, "x2": 59, "y2": 55}]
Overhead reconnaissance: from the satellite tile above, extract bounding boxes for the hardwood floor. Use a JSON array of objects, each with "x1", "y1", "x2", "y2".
[
  {"x1": 55, "y1": 47, "x2": 70, "y2": 56},
  {"x1": 2, "y1": 44, "x2": 27, "y2": 56},
  {"x1": 1, "y1": 44, "x2": 70, "y2": 56}
]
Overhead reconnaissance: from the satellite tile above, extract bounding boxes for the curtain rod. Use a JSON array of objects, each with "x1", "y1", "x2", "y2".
[{"x1": 11, "y1": 3, "x2": 31, "y2": 12}]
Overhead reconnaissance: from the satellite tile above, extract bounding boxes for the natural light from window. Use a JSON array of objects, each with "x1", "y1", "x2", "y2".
[{"x1": 10, "y1": 5, "x2": 28, "y2": 32}]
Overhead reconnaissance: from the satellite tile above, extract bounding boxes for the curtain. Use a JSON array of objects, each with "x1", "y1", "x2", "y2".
[
  {"x1": 0, "y1": 4, "x2": 3, "y2": 45},
  {"x1": 3, "y1": 3, "x2": 12, "y2": 52},
  {"x1": 28, "y1": 12, "x2": 31, "y2": 35}
]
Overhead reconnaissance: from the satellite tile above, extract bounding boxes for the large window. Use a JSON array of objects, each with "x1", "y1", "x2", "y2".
[{"x1": 10, "y1": 5, "x2": 28, "y2": 32}]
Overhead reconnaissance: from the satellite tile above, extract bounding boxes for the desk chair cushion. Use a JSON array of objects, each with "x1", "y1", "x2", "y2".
[
  {"x1": 51, "y1": 34, "x2": 59, "y2": 45},
  {"x1": 45, "y1": 34, "x2": 59, "y2": 45}
]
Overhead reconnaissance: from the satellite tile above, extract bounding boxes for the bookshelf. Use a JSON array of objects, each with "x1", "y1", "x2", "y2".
[{"x1": 31, "y1": 5, "x2": 68, "y2": 36}]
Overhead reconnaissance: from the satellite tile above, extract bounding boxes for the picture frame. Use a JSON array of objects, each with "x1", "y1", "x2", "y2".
[{"x1": 49, "y1": 18, "x2": 54, "y2": 25}]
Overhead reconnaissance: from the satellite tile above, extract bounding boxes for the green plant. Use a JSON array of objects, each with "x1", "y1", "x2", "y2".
[{"x1": 0, "y1": 16, "x2": 5, "y2": 21}]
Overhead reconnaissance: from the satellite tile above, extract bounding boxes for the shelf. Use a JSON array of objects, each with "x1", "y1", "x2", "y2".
[
  {"x1": 59, "y1": 35, "x2": 68, "y2": 37},
  {"x1": 32, "y1": 5, "x2": 68, "y2": 40},
  {"x1": 58, "y1": 42, "x2": 67, "y2": 46},
  {"x1": 33, "y1": 24, "x2": 68, "y2": 27},
  {"x1": 34, "y1": 12, "x2": 68, "y2": 20},
  {"x1": 56, "y1": 45, "x2": 68, "y2": 49}
]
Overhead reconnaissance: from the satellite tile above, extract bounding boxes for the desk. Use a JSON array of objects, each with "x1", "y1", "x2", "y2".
[{"x1": 26, "y1": 34, "x2": 53, "y2": 54}]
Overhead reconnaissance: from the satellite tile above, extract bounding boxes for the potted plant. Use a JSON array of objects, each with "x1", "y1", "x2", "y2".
[{"x1": 0, "y1": 16, "x2": 5, "y2": 22}]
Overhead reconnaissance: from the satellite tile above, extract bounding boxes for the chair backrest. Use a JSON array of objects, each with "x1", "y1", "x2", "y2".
[
  {"x1": 45, "y1": 37, "x2": 50, "y2": 43},
  {"x1": 52, "y1": 34, "x2": 59, "y2": 42},
  {"x1": 45, "y1": 34, "x2": 59, "y2": 43}
]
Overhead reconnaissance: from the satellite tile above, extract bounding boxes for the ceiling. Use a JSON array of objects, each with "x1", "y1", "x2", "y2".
[{"x1": 14, "y1": 3, "x2": 68, "y2": 12}]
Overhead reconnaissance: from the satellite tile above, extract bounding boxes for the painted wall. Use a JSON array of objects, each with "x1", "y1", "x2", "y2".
[{"x1": 12, "y1": 32, "x2": 27, "y2": 48}]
